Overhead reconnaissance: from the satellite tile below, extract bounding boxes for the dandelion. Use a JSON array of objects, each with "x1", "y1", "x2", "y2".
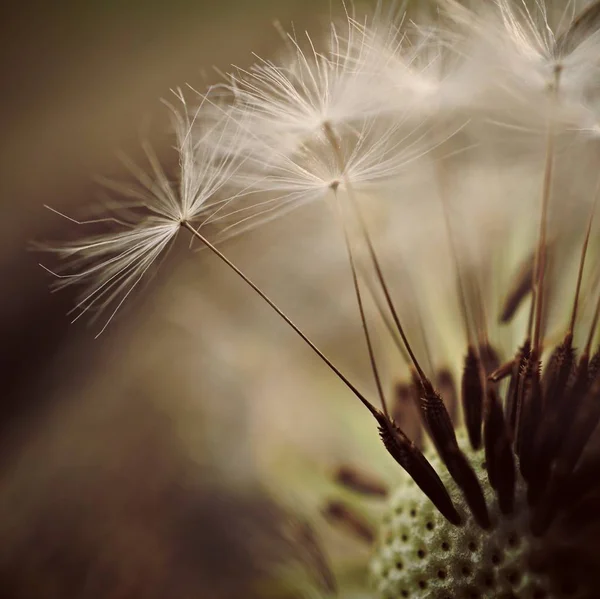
[
  {"x1": 452, "y1": 0, "x2": 600, "y2": 125},
  {"x1": 39, "y1": 2, "x2": 600, "y2": 599},
  {"x1": 218, "y1": 4, "x2": 600, "y2": 599},
  {"x1": 260, "y1": 179, "x2": 600, "y2": 598}
]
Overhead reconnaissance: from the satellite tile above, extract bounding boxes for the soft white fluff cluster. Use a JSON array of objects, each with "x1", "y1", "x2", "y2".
[{"x1": 42, "y1": 0, "x2": 600, "y2": 336}]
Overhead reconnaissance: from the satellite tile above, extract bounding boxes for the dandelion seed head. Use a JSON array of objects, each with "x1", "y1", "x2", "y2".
[
  {"x1": 350, "y1": 13, "x2": 479, "y2": 122},
  {"x1": 40, "y1": 91, "x2": 247, "y2": 334},
  {"x1": 222, "y1": 14, "x2": 409, "y2": 159},
  {"x1": 209, "y1": 113, "x2": 444, "y2": 237},
  {"x1": 461, "y1": 0, "x2": 600, "y2": 126}
]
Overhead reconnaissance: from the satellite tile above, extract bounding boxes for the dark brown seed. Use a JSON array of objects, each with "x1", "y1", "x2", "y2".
[
  {"x1": 334, "y1": 465, "x2": 388, "y2": 497},
  {"x1": 528, "y1": 354, "x2": 587, "y2": 503},
  {"x1": 418, "y1": 378, "x2": 458, "y2": 451},
  {"x1": 541, "y1": 334, "x2": 575, "y2": 410},
  {"x1": 505, "y1": 340, "x2": 531, "y2": 436},
  {"x1": 516, "y1": 357, "x2": 542, "y2": 483},
  {"x1": 376, "y1": 413, "x2": 461, "y2": 526},
  {"x1": 484, "y1": 388, "x2": 515, "y2": 514},
  {"x1": 322, "y1": 501, "x2": 375, "y2": 544},
  {"x1": 462, "y1": 346, "x2": 484, "y2": 450},
  {"x1": 484, "y1": 389, "x2": 501, "y2": 490},
  {"x1": 419, "y1": 380, "x2": 490, "y2": 528}
]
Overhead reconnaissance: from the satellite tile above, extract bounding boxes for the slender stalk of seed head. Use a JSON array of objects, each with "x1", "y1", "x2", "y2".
[
  {"x1": 532, "y1": 65, "x2": 561, "y2": 354},
  {"x1": 362, "y1": 271, "x2": 412, "y2": 367},
  {"x1": 568, "y1": 186, "x2": 599, "y2": 337},
  {"x1": 180, "y1": 221, "x2": 381, "y2": 418},
  {"x1": 331, "y1": 186, "x2": 391, "y2": 419},
  {"x1": 361, "y1": 258, "x2": 435, "y2": 378},
  {"x1": 185, "y1": 219, "x2": 463, "y2": 523},
  {"x1": 322, "y1": 120, "x2": 428, "y2": 382}
]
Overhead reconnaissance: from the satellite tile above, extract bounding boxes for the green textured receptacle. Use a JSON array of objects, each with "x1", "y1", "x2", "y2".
[{"x1": 370, "y1": 433, "x2": 564, "y2": 599}]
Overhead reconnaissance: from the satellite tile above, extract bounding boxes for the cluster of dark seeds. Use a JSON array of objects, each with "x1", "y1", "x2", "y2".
[{"x1": 305, "y1": 4, "x2": 600, "y2": 598}]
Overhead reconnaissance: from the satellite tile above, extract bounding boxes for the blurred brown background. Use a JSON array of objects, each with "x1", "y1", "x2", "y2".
[
  {"x1": 0, "y1": 0, "x2": 328, "y2": 429},
  {"x1": 0, "y1": 2, "x2": 341, "y2": 598}
]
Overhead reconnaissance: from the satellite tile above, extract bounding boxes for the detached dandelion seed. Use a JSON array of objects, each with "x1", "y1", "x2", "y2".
[{"x1": 39, "y1": 90, "x2": 251, "y2": 336}]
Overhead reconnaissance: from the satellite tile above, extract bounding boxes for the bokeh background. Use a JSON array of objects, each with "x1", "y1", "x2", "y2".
[
  {"x1": 5, "y1": 2, "x2": 588, "y2": 597},
  {"x1": 1, "y1": 0, "x2": 330, "y2": 433},
  {"x1": 0, "y1": 2, "x2": 373, "y2": 597}
]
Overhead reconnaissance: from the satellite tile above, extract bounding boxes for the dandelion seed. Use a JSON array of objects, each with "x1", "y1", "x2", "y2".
[
  {"x1": 40, "y1": 99, "x2": 384, "y2": 427},
  {"x1": 210, "y1": 112, "x2": 460, "y2": 238},
  {"x1": 39, "y1": 90, "x2": 250, "y2": 335},
  {"x1": 464, "y1": 0, "x2": 600, "y2": 126},
  {"x1": 347, "y1": 8, "x2": 479, "y2": 121},
  {"x1": 220, "y1": 11, "x2": 403, "y2": 159}
]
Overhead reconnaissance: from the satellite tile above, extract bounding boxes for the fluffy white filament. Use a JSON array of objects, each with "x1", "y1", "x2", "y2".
[
  {"x1": 41, "y1": 1, "x2": 600, "y2": 335},
  {"x1": 41, "y1": 90, "x2": 249, "y2": 335}
]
